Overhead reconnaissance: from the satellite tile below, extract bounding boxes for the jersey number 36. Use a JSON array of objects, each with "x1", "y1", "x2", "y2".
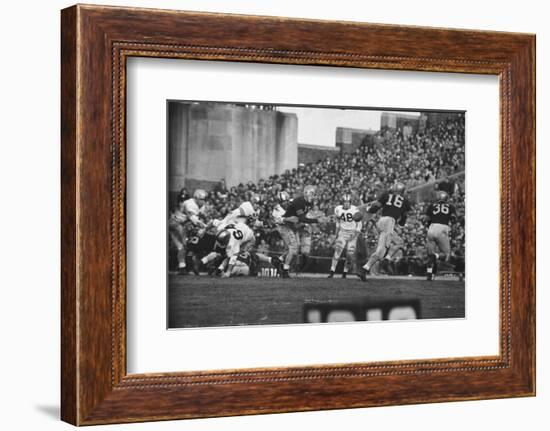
[{"x1": 432, "y1": 203, "x2": 450, "y2": 214}]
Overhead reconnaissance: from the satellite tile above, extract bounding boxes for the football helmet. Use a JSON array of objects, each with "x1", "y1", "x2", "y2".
[
  {"x1": 277, "y1": 190, "x2": 290, "y2": 203},
  {"x1": 303, "y1": 185, "x2": 316, "y2": 203},
  {"x1": 391, "y1": 182, "x2": 406, "y2": 195},
  {"x1": 436, "y1": 190, "x2": 449, "y2": 202},
  {"x1": 250, "y1": 193, "x2": 262, "y2": 211},
  {"x1": 215, "y1": 229, "x2": 231, "y2": 248},
  {"x1": 193, "y1": 189, "x2": 207, "y2": 206},
  {"x1": 342, "y1": 193, "x2": 352, "y2": 210}
]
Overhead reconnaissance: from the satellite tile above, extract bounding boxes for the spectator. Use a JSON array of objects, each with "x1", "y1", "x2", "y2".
[{"x1": 185, "y1": 117, "x2": 465, "y2": 272}]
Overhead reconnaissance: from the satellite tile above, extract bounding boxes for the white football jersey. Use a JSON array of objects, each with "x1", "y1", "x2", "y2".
[
  {"x1": 225, "y1": 222, "x2": 255, "y2": 257},
  {"x1": 182, "y1": 198, "x2": 200, "y2": 216},
  {"x1": 238, "y1": 201, "x2": 256, "y2": 218},
  {"x1": 272, "y1": 204, "x2": 286, "y2": 225},
  {"x1": 334, "y1": 205, "x2": 361, "y2": 231},
  {"x1": 219, "y1": 201, "x2": 257, "y2": 230}
]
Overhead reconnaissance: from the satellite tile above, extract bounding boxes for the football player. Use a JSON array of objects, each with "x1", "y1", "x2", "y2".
[
  {"x1": 199, "y1": 229, "x2": 231, "y2": 275},
  {"x1": 271, "y1": 190, "x2": 291, "y2": 270},
  {"x1": 200, "y1": 196, "x2": 268, "y2": 276},
  {"x1": 222, "y1": 249, "x2": 283, "y2": 277},
  {"x1": 185, "y1": 227, "x2": 218, "y2": 275},
  {"x1": 278, "y1": 185, "x2": 324, "y2": 278},
  {"x1": 169, "y1": 189, "x2": 207, "y2": 275},
  {"x1": 272, "y1": 191, "x2": 290, "y2": 225},
  {"x1": 359, "y1": 182, "x2": 412, "y2": 281},
  {"x1": 228, "y1": 250, "x2": 259, "y2": 276},
  {"x1": 217, "y1": 194, "x2": 262, "y2": 230},
  {"x1": 425, "y1": 190, "x2": 456, "y2": 280},
  {"x1": 213, "y1": 222, "x2": 282, "y2": 278},
  {"x1": 328, "y1": 194, "x2": 362, "y2": 278}
]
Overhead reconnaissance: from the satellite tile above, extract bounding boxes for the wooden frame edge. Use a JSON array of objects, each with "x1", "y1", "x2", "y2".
[
  {"x1": 61, "y1": 4, "x2": 79, "y2": 425},
  {"x1": 60, "y1": 4, "x2": 536, "y2": 425}
]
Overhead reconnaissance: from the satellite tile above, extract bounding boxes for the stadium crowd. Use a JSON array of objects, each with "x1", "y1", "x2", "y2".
[{"x1": 175, "y1": 117, "x2": 465, "y2": 275}]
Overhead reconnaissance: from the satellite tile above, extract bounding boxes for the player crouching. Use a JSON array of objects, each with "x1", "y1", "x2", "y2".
[
  {"x1": 203, "y1": 222, "x2": 282, "y2": 278},
  {"x1": 425, "y1": 191, "x2": 456, "y2": 280},
  {"x1": 197, "y1": 195, "x2": 264, "y2": 274},
  {"x1": 328, "y1": 194, "x2": 363, "y2": 278}
]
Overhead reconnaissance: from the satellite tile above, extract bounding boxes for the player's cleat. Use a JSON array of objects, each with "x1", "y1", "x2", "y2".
[
  {"x1": 327, "y1": 271, "x2": 334, "y2": 278},
  {"x1": 177, "y1": 267, "x2": 189, "y2": 276},
  {"x1": 430, "y1": 254, "x2": 438, "y2": 274},
  {"x1": 206, "y1": 264, "x2": 216, "y2": 276},
  {"x1": 426, "y1": 272, "x2": 434, "y2": 281},
  {"x1": 270, "y1": 256, "x2": 284, "y2": 275},
  {"x1": 281, "y1": 269, "x2": 291, "y2": 279},
  {"x1": 298, "y1": 255, "x2": 309, "y2": 272},
  {"x1": 358, "y1": 267, "x2": 369, "y2": 282},
  {"x1": 342, "y1": 272, "x2": 347, "y2": 279},
  {"x1": 192, "y1": 255, "x2": 201, "y2": 275}
]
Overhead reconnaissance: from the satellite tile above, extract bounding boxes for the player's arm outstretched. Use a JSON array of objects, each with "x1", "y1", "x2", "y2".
[
  {"x1": 365, "y1": 190, "x2": 390, "y2": 214},
  {"x1": 357, "y1": 197, "x2": 383, "y2": 223}
]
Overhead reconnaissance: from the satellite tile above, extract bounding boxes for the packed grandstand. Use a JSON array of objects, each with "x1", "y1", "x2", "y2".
[{"x1": 172, "y1": 117, "x2": 465, "y2": 276}]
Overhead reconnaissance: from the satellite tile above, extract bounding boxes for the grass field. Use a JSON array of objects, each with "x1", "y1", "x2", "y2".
[{"x1": 168, "y1": 274, "x2": 465, "y2": 328}]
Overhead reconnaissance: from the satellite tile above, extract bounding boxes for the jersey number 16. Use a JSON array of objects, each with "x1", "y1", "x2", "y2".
[{"x1": 386, "y1": 193, "x2": 404, "y2": 208}]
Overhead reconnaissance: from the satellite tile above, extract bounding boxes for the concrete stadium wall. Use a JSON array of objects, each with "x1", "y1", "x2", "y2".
[
  {"x1": 168, "y1": 102, "x2": 298, "y2": 192},
  {"x1": 168, "y1": 102, "x2": 189, "y2": 192}
]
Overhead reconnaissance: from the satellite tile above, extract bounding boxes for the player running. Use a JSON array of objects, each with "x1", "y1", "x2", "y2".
[
  {"x1": 425, "y1": 190, "x2": 456, "y2": 280},
  {"x1": 271, "y1": 191, "x2": 291, "y2": 271},
  {"x1": 359, "y1": 182, "x2": 412, "y2": 281},
  {"x1": 328, "y1": 194, "x2": 363, "y2": 278},
  {"x1": 169, "y1": 189, "x2": 207, "y2": 275},
  {"x1": 278, "y1": 185, "x2": 324, "y2": 278}
]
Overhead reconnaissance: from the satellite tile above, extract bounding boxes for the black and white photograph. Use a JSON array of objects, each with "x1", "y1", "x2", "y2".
[
  {"x1": 1, "y1": 0, "x2": 542, "y2": 428},
  {"x1": 167, "y1": 100, "x2": 466, "y2": 328}
]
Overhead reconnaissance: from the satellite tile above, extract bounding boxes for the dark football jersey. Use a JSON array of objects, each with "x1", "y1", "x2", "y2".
[
  {"x1": 236, "y1": 251, "x2": 252, "y2": 266},
  {"x1": 235, "y1": 251, "x2": 259, "y2": 276},
  {"x1": 283, "y1": 196, "x2": 314, "y2": 222},
  {"x1": 187, "y1": 232, "x2": 222, "y2": 256},
  {"x1": 377, "y1": 191, "x2": 411, "y2": 221},
  {"x1": 426, "y1": 202, "x2": 456, "y2": 225}
]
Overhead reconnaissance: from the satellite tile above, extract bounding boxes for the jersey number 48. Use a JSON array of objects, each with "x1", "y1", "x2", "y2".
[{"x1": 339, "y1": 212, "x2": 354, "y2": 222}]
